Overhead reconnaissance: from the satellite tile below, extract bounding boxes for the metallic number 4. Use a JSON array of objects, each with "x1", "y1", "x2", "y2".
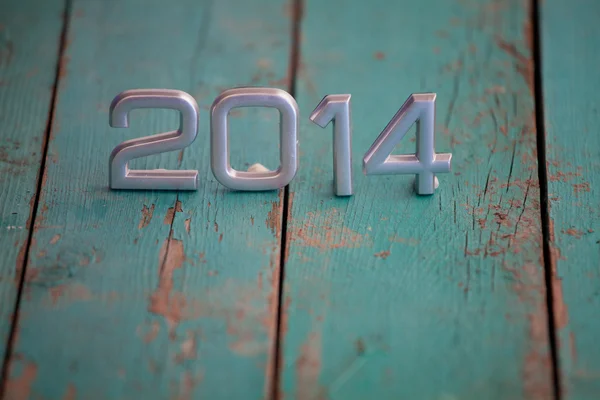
[
  {"x1": 362, "y1": 93, "x2": 452, "y2": 195},
  {"x1": 109, "y1": 89, "x2": 200, "y2": 190}
]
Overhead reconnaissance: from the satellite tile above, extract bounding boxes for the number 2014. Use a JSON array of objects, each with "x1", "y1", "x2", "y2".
[{"x1": 109, "y1": 87, "x2": 452, "y2": 196}]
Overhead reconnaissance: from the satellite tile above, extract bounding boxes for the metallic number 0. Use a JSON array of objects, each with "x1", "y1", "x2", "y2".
[
  {"x1": 109, "y1": 89, "x2": 200, "y2": 190},
  {"x1": 362, "y1": 93, "x2": 452, "y2": 195},
  {"x1": 210, "y1": 87, "x2": 299, "y2": 191},
  {"x1": 310, "y1": 94, "x2": 353, "y2": 196}
]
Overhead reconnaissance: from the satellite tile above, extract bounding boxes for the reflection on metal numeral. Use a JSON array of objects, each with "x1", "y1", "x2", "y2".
[
  {"x1": 109, "y1": 89, "x2": 200, "y2": 190},
  {"x1": 310, "y1": 94, "x2": 353, "y2": 196},
  {"x1": 362, "y1": 93, "x2": 452, "y2": 195},
  {"x1": 210, "y1": 87, "x2": 299, "y2": 191}
]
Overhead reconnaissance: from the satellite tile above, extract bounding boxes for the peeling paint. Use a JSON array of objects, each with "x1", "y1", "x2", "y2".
[
  {"x1": 175, "y1": 331, "x2": 197, "y2": 363},
  {"x1": 573, "y1": 182, "x2": 590, "y2": 195},
  {"x1": 296, "y1": 332, "x2": 324, "y2": 399},
  {"x1": 50, "y1": 234, "x2": 61, "y2": 244},
  {"x1": 288, "y1": 208, "x2": 370, "y2": 251},
  {"x1": 4, "y1": 359, "x2": 37, "y2": 400},
  {"x1": 266, "y1": 200, "x2": 281, "y2": 237},
  {"x1": 48, "y1": 283, "x2": 92, "y2": 306},
  {"x1": 139, "y1": 204, "x2": 155, "y2": 229},
  {"x1": 175, "y1": 371, "x2": 203, "y2": 400},
  {"x1": 548, "y1": 218, "x2": 568, "y2": 331},
  {"x1": 184, "y1": 218, "x2": 191, "y2": 235},
  {"x1": 140, "y1": 321, "x2": 160, "y2": 344},
  {"x1": 164, "y1": 200, "x2": 183, "y2": 224},
  {"x1": 563, "y1": 228, "x2": 583, "y2": 239},
  {"x1": 148, "y1": 238, "x2": 194, "y2": 334},
  {"x1": 569, "y1": 332, "x2": 577, "y2": 365},
  {"x1": 388, "y1": 235, "x2": 419, "y2": 246},
  {"x1": 226, "y1": 284, "x2": 271, "y2": 357},
  {"x1": 523, "y1": 268, "x2": 552, "y2": 400},
  {"x1": 374, "y1": 250, "x2": 390, "y2": 259},
  {"x1": 58, "y1": 55, "x2": 70, "y2": 79},
  {"x1": 63, "y1": 384, "x2": 76, "y2": 400},
  {"x1": 495, "y1": 35, "x2": 533, "y2": 91}
]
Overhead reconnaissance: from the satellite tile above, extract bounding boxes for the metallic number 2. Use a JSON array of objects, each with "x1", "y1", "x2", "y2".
[
  {"x1": 210, "y1": 87, "x2": 299, "y2": 191},
  {"x1": 362, "y1": 93, "x2": 452, "y2": 195},
  {"x1": 109, "y1": 89, "x2": 200, "y2": 190},
  {"x1": 310, "y1": 94, "x2": 353, "y2": 196}
]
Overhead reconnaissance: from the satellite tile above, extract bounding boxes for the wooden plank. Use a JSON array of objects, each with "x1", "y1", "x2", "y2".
[
  {"x1": 541, "y1": 0, "x2": 600, "y2": 398},
  {"x1": 0, "y1": 0, "x2": 65, "y2": 378},
  {"x1": 3, "y1": 0, "x2": 292, "y2": 398},
  {"x1": 279, "y1": 0, "x2": 553, "y2": 398}
]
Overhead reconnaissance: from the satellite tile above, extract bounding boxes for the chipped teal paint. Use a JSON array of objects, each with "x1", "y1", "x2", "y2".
[
  {"x1": 4, "y1": 0, "x2": 290, "y2": 398},
  {"x1": 279, "y1": 0, "x2": 553, "y2": 398},
  {"x1": 542, "y1": 0, "x2": 600, "y2": 398},
  {"x1": 0, "y1": 0, "x2": 64, "y2": 379}
]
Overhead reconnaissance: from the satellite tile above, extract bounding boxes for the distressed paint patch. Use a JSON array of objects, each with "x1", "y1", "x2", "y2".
[
  {"x1": 48, "y1": 283, "x2": 92, "y2": 306},
  {"x1": 173, "y1": 371, "x2": 203, "y2": 400},
  {"x1": 148, "y1": 238, "x2": 191, "y2": 333},
  {"x1": 138, "y1": 204, "x2": 155, "y2": 229},
  {"x1": 227, "y1": 282, "x2": 273, "y2": 357},
  {"x1": 4, "y1": 359, "x2": 38, "y2": 400},
  {"x1": 164, "y1": 200, "x2": 183, "y2": 225},
  {"x1": 138, "y1": 320, "x2": 160, "y2": 344},
  {"x1": 49, "y1": 234, "x2": 61, "y2": 244},
  {"x1": 548, "y1": 218, "x2": 568, "y2": 331},
  {"x1": 175, "y1": 331, "x2": 198, "y2": 363},
  {"x1": 288, "y1": 208, "x2": 371, "y2": 251},
  {"x1": 374, "y1": 250, "x2": 390, "y2": 259},
  {"x1": 296, "y1": 331, "x2": 325, "y2": 399},
  {"x1": 184, "y1": 218, "x2": 191, "y2": 235},
  {"x1": 266, "y1": 199, "x2": 281, "y2": 237},
  {"x1": 62, "y1": 384, "x2": 76, "y2": 400}
]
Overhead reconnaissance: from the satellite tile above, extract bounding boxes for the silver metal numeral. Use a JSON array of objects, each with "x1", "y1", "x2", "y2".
[
  {"x1": 109, "y1": 89, "x2": 200, "y2": 190},
  {"x1": 210, "y1": 87, "x2": 299, "y2": 191},
  {"x1": 310, "y1": 94, "x2": 353, "y2": 196},
  {"x1": 363, "y1": 93, "x2": 452, "y2": 195}
]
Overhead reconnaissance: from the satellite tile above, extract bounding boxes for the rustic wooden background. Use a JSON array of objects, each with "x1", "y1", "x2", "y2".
[{"x1": 0, "y1": 0, "x2": 597, "y2": 398}]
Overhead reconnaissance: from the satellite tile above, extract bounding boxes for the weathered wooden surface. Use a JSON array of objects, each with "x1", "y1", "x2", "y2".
[
  {"x1": 0, "y1": 0, "x2": 64, "y2": 378},
  {"x1": 278, "y1": 0, "x2": 553, "y2": 398},
  {"x1": 6, "y1": 0, "x2": 600, "y2": 397},
  {"x1": 541, "y1": 0, "x2": 600, "y2": 398},
  {"x1": 2, "y1": 0, "x2": 292, "y2": 398}
]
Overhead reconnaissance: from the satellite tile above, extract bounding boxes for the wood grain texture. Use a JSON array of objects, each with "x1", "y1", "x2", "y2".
[
  {"x1": 279, "y1": 0, "x2": 553, "y2": 398},
  {"x1": 0, "y1": 0, "x2": 64, "y2": 377},
  {"x1": 541, "y1": 0, "x2": 600, "y2": 398},
  {"x1": 3, "y1": 0, "x2": 292, "y2": 398}
]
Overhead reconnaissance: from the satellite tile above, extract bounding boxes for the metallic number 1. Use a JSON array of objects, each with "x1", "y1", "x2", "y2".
[
  {"x1": 362, "y1": 93, "x2": 452, "y2": 195},
  {"x1": 310, "y1": 94, "x2": 353, "y2": 196},
  {"x1": 109, "y1": 89, "x2": 200, "y2": 190},
  {"x1": 210, "y1": 87, "x2": 299, "y2": 191}
]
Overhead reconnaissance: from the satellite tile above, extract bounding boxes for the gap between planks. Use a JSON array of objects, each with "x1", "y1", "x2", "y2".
[
  {"x1": 532, "y1": 0, "x2": 561, "y2": 398},
  {"x1": 271, "y1": 0, "x2": 304, "y2": 398},
  {"x1": 0, "y1": 0, "x2": 73, "y2": 396}
]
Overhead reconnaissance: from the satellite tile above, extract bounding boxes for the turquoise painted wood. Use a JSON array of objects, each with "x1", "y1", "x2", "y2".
[
  {"x1": 3, "y1": 0, "x2": 291, "y2": 398},
  {"x1": 279, "y1": 0, "x2": 553, "y2": 398},
  {"x1": 541, "y1": 0, "x2": 600, "y2": 398},
  {"x1": 0, "y1": 0, "x2": 64, "y2": 378}
]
